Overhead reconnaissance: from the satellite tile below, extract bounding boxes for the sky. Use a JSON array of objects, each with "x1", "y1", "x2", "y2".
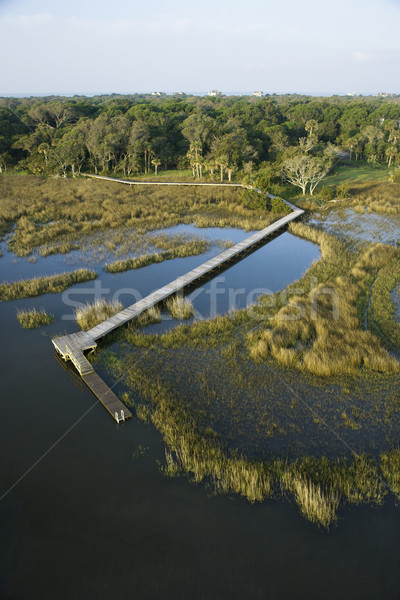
[{"x1": 1, "y1": 0, "x2": 400, "y2": 96}]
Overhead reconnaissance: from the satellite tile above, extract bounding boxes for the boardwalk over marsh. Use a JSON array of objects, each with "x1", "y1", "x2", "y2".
[{"x1": 52, "y1": 180, "x2": 304, "y2": 422}]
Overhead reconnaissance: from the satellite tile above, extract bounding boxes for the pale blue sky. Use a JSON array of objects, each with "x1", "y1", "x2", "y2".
[{"x1": 1, "y1": 0, "x2": 400, "y2": 95}]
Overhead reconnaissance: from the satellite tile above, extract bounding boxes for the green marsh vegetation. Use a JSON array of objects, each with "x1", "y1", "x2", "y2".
[
  {"x1": 17, "y1": 307, "x2": 54, "y2": 328},
  {"x1": 0, "y1": 176, "x2": 282, "y2": 258},
  {"x1": 0, "y1": 269, "x2": 96, "y2": 301},
  {"x1": 165, "y1": 296, "x2": 195, "y2": 320},
  {"x1": 248, "y1": 223, "x2": 399, "y2": 376},
  {"x1": 105, "y1": 236, "x2": 213, "y2": 273},
  {"x1": 75, "y1": 298, "x2": 123, "y2": 330},
  {"x1": 3, "y1": 93, "x2": 400, "y2": 529},
  {"x1": 123, "y1": 221, "x2": 400, "y2": 376},
  {"x1": 368, "y1": 256, "x2": 400, "y2": 347},
  {"x1": 308, "y1": 178, "x2": 400, "y2": 217},
  {"x1": 102, "y1": 349, "x2": 398, "y2": 529},
  {"x1": 347, "y1": 181, "x2": 400, "y2": 215}
]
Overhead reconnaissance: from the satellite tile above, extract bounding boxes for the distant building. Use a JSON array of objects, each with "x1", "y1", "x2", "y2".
[
  {"x1": 208, "y1": 90, "x2": 222, "y2": 97},
  {"x1": 253, "y1": 91, "x2": 263, "y2": 97},
  {"x1": 347, "y1": 92, "x2": 357, "y2": 97},
  {"x1": 173, "y1": 91, "x2": 185, "y2": 96},
  {"x1": 377, "y1": 92, "x2": 397, "y2": 98},
  {"x1": 151, "y1": 91, "x2": 163, "y2": 96}
]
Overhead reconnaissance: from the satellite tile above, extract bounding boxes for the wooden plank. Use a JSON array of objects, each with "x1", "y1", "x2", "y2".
[{"x1": 82, "y1": 371, "x2": 132, "y2": 422}]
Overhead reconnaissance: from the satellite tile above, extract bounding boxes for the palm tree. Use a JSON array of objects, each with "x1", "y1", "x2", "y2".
[
  {"x1": 204, "y1": 160, "x2": 216, "y2": 179},
  {"x1": 386, "y1": 145, "x2": 398, "y2": 168},
  {"x1": 151, "y1": 158, "x2": 161, "y2": 175},
  {"x1": 215, "y1": 155, "x2": 229, "y2": 181},
  {"x1": 226, "y1": 164, "x2": 235, "y2": 182}
]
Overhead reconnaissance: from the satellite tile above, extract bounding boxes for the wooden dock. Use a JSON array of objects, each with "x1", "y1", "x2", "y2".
[
  {"x1": 81, "y1": 371, "x2": 131, "y2": 423},
  {"x1": 53, "y1": 182, "x2": 303, "y2": 423}
]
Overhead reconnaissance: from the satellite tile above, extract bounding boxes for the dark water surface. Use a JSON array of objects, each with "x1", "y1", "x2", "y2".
[{"x1": 1, "y1": 225, "x2": 400, "y2": 599}]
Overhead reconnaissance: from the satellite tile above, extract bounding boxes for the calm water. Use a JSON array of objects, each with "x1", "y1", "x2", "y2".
[{"x1": 1, "y1": 224, "x2": 400, "y2": 599}]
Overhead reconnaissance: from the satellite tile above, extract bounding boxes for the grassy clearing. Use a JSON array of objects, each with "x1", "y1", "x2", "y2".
[
  {"x1": 75, "y1": 298, "x2": 123, "y2": 330},
  {"x1": 0, "y1": 175, "x2": 286, "y2": 257},
  {"x1": 248, "y1": 223, "x2": 399, "y2": 376},
  {"x1": 105, "y1": 238, "x2": 211, "y2": 273},
  {"x1": 166, "y1": 296, "x2": 195, "y2": 320},
  {"x1": 0, "y1": 269, "x2": 97, "y2": 301},
  {"x1": 324, "y1": 163, "x2": 391, "y2": 187},
  {"x1": 17, "y1": 308, "x2": 54, "y2": 328}
]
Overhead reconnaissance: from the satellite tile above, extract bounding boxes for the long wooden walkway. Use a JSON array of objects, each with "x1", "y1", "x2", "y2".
[
  {"x1": 53, "y1": 181, "x2": 303, "y2": 422},
  {"x1": 82, "y1": 173, "x2": 244, "y2": 187}
]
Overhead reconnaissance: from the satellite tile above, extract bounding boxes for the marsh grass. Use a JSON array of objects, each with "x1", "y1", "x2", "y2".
[
  {"x1": 369, "y1": 257, "x2": 400, "y2": 348},
  {"x1": 17, "y1": 308, "x2": 54, "y2": 328},
  {"x1": 103, "y1": 356, "x2": 392, "y2": 528},
  {"x1": 105, "y1": 252, "x2": 167, "y2": 272},
  {"x1": 0, "y1": 175, "x2": 285, "y2": 257},
  {"x1": 380, "y1": 449, "x2": 400, "y2": 495},
  {"x1": 166, "y1": 296, "x2": 195, "y2": 320},
  {"x1": 282, "y1": 474, "x2": 340, "y2": 528},
  {"x1": 351, "y1": 183, "x2": 400, "y2": 215},
  {"x1": 248, "y1": 223, "x2": 400, "y2": 377},
  {"x1": 124, "y1": 311, "x2": 249, "y2": 349},
  {"x1": 105, "y1": 238, "x2": 210, "y2": 273},
  {"x1": 75, "y1": 298, "x2": 123, "y2": 330},
  {"x1": 121, "y1": 220, "x2": 400, "y2": 380},
  {"x1": 0, "y1": 269, "x2": 97, "y2": 301},
  {"x1": 135, "y1": 305, "x2": 162, "y2": 328},
  {"x1": 346, "y1": 181, "x2": 400, "y2": 215}
]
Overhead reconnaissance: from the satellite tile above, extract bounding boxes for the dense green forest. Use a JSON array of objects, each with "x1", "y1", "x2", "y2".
[{"x1": 1, "y1": 94, "x2": 400, "y2": 193}]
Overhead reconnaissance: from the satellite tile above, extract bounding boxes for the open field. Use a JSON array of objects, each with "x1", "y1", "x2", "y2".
[{"x1": 324, "y1": 163, "x2": 391, "y2": 187}]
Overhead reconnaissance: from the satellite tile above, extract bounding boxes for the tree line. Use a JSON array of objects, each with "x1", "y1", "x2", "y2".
[{"x1": 1, "y1": 93, "x2": 400, "y2": 194}]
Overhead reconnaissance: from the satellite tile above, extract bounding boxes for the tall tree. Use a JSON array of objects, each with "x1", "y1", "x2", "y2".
[{"x1": 281, "y1": 149, "x2": 332, "y2": 195}]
